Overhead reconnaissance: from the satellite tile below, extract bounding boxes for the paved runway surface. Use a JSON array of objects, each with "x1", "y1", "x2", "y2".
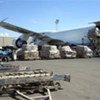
[{"x1": 1, "y1": 58, "x2": 100, "y2": 100}]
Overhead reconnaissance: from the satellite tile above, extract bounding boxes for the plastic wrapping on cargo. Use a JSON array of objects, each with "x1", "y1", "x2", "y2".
[
  {"x1": 40, "y1": 45, "x2": 60, "y2": 59},
  {"x1": 59, "y1": 46, "x2": 77, "y2": 58},
  {"x1": 17, "y1": 44, "x2": 39, "y2": 60},
  {"x1": 72, "y1": 45, "x2": 93, "y2": 58}
]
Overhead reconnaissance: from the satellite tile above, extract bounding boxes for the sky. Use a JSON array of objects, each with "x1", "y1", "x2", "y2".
[{"x1": 0, "y1": 0, "x2": 100, "y2": 37}]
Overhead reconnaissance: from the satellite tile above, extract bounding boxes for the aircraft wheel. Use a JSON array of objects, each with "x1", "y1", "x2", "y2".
[
  {"x1": 2, "y1": 57, "x2": 9, "y2": 62},
  {"x1": 54, "y1": 82, "x2": 61, "y2": 91}
]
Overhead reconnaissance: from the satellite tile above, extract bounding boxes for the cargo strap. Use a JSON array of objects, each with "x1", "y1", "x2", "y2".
[{"x1": 15, "y1": 88, "x2": 52, "y2": 100}]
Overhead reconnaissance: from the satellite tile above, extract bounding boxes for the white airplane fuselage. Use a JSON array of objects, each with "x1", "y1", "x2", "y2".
[{"x1": 24, "y1": 25, "x2": 95, "y2": 46}]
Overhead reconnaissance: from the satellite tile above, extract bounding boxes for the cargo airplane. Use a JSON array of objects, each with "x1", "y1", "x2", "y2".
[{"x1": 0, "y1": 21, "x2": 100, "y2": 48}]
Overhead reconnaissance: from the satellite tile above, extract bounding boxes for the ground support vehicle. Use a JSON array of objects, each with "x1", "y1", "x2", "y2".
[
  {"x1": 0, "y1": 69, "x2": 70, "y2": 96},
  {"x1": 0, "y1": 47, "x2": 9, "y2": 62},
  {"x1": 0, "y1": 46, "x2": 17, "y2": 62},
  {"x1": 0, "y1": 55, "x2": 9, "y2": 62},
  {"x1": 93, "y1": 46, "x2": 100, "y2": 57},
  {"x1": 88, "y1": 27, "x2": 100, "y2": 57}
]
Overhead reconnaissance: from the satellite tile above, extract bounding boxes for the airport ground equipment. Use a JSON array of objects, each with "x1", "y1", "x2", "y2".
[
  {"x1": 17, "y1": 44, "x2": 40, "y2": 60},
  {"x1": 0, "y1": 47, "x2": 11, "y2": 62},
  {"x1": 72, "y1": 45, "x2": 93, "y2": 58},
  {"x1": 0, "y1": 63, "x2": 19, "y2": 71},
  {"x1": 10, "y1": 88, "x2": 52, "y2": 100},
  {"x1": 88, "y1": 27, "x2": 100, "y2": 57},
  {"x1": 39, "y1": 45, "x2": 60, "y2": 59},
  {"x1": 0, "y1": 46, "x2": 17, "y2": 62},
  {"x1": 59, "y1": 46, "x2": 77, "y2": 58},
  {"x1": 0, "y1": 68, "x2": 70, "y2": 95},
  {"x1": 93, "y1": 46, "x2": 100, "y2": 57}
]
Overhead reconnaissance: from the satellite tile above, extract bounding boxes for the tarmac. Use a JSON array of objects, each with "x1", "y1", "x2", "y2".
[{"x1": 1, "y1": 58, "x2": 100, "y2": 100}]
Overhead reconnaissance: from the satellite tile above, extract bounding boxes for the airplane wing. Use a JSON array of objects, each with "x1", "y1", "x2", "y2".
[
  {"x1": 0, "y1": 21, "x2": 65, "y2": 46},
  {"x1": 0, "y1": 21, "x2": 51, "y2": 42}
]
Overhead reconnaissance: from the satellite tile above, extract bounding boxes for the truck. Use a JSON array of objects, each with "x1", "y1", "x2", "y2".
[
  {"x1": 39, "y1": 45, "x2": 60, "y2": 59},
  {"x1": 0, "y1": 46, "x2": 17, "y2": 62},
  {"x1": 59, "y1": 46, "x2": 77, "y2": 58}
]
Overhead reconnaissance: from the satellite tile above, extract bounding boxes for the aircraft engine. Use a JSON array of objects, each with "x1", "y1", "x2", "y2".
[{"x1": 15, "y1": 38, "x2": 27, "y2": 48}]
